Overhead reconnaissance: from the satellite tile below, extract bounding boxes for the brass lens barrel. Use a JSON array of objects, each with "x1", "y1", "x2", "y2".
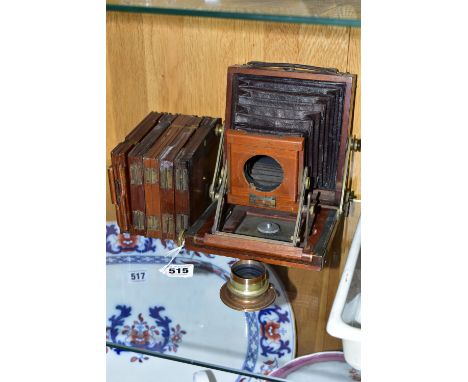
[
  {"x1": 228, "y1": 260, "x2": 270, "y2": 298},
  {"x1": 220, "y1": 260, "x2": 276, "y2": 312}
]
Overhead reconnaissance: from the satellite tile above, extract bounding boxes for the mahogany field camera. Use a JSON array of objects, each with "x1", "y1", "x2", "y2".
[{"x1": 184, "y1": 62, "x2": 358, "y2": 271}]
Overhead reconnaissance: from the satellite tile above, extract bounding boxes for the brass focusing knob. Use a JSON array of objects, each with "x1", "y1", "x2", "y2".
[
  {"x1": 215, "y1": 124, "x2": 224, "y2": 137},
  {"x1": 350, "y1": 137, "x2": 361, "y2": 152},
  {"x1": 220, "y1": 260, "x2": 276, "y2": 312}
]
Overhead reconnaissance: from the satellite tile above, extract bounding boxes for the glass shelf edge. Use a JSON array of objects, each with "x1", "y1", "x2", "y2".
[
  {"x1": 106, "y1": 4, "x2": 361, "y2": 27},
  {"x1": 106, "y1": 341, "x2": 289, "y2": 382}
]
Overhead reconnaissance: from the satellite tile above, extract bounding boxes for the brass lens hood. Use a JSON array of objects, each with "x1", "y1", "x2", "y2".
[{"x1": 220, "y1": 260, "x2": 276, "y2": 312}]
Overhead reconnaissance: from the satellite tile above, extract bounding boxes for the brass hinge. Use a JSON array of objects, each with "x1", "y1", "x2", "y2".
[
  {"x1": 175, "y1": 168, "x2": 189, "y2": 191},
  {"x1": 176, "y1": 214, "x2": 189, "y2": 234},
  {"x1": 144, "y1": 168, "x2": 158, "y2": 184},
  {"x1": 147, "y1": 215, "x2": 160, "y2": 231},
  {"x1": 162, "y1": 214, "x2": 175, "y2": 235},
  {"x1": 160, "y1": 168, "x2": 173, "y2": 189},
  {"x1": 132, "y1": 210, "x2": 145, "y2": 230},
  {"x1": 130, "y1": 163, "x2": 143, "y2": 185}
]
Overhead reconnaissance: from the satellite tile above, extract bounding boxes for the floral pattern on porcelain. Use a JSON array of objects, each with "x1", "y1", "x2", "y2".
[
  {"x1": 106, "y1": 224, "x2": 156, "y2": 254},
  {"x1": 258, "y1": 305, "x2": 291, "y2": 359},
  {"x1": 259, "y1": 358, "x2": 279, "y2": 375},
  {"x1": 106, "y1": 222, "x2": 296, "y2": 378},
  {"x1": 107, "y1": 304, "x2": 186, "y2": 362},
  {"x1": 106, "y1": 222, "x2": 214, "y2": 258}
]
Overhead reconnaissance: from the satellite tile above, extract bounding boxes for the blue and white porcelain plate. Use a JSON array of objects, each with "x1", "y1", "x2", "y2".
[{"x1": 106, "y1": 222, "x2": 296, "y2": 382}]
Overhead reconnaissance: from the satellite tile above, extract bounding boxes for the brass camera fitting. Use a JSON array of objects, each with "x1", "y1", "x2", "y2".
[
  {"x1": 220, "y1": 260, "x2": 276, "y2": 312},
  {"x1": 177, "y1": 229, "x2": 186, "y2": 247},
  {"x1": 215, "y1": 124, "x2": 224, "y2": 137}
]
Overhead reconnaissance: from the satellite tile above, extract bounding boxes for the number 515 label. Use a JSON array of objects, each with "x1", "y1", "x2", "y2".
[{"x1": 162, "y1": 264, "x2": 194, "y2": 278}]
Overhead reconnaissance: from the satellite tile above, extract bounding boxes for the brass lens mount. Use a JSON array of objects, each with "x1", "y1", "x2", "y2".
[{"x1": 220, "y1": 260, "x2": 276, "y2": 312}]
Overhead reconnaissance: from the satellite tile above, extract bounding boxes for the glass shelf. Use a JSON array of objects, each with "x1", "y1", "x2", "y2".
[
  {"x1": 106, "y1": 342, "x2": 288, "y2": 381},
  {"x1": 106, "y1": 224, "x2": 298, "y2": 381},
  {"x1": 105, "y1": 203, "x2": 361, "y2": 382},
  {"x1": 106, "y1": 0, "x2": 361, "y2": 27}
]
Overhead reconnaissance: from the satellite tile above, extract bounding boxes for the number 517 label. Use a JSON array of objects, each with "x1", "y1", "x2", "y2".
[
  {"x1": 162, "y1": 264, "x2": 194, "y2": 278},
  {"x1": 128, "y1": 270, "x2": 147, "y2": 283}
]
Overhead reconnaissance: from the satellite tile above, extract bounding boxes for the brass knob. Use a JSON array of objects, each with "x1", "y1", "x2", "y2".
[
  {"x1": 215, "y1": 124, "x2": 224, "y2": 137},
  {"x1": 350, "y1": 137, "x2": 361, "y2": 152}
]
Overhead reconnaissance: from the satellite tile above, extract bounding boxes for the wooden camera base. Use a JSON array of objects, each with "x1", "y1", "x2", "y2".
[{"x1": 185, "y1": 201, "x2": 342, "y2": 271}]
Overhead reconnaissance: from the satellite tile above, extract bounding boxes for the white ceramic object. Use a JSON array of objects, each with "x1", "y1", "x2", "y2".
[
  {"x1": 269, "y1": 351, "x2": 361, "y2": 381},
  {"x1": 326, "y1": 218, "x2": 361, "y2": 370},
  {"x1": 106, "y1": 222, "x2": 296, "y2": 382}
]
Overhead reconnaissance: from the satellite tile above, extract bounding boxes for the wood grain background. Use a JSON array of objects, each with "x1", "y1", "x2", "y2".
[{"x1": 107, "y1": 11, "x2": 361, "y2": 356}]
